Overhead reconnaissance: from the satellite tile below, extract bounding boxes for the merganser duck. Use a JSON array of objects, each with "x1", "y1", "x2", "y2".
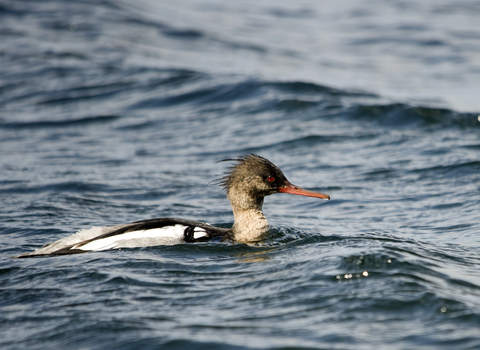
[{"x1": 15, "y1": 154, "x2": 330, "y2": 258}]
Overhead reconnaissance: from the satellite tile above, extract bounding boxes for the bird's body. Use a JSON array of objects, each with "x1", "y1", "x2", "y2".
[{"x1": 15, "y1": 155, "x2": 329, "y2": 258}]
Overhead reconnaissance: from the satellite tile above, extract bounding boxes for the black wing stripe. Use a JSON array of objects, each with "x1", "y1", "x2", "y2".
[
  {"x1": 14, "y1": 218, "x2": 231, "y2": 258},
  {"x1": 67, "y1": 218, "x2": 228, "y2": 248}
]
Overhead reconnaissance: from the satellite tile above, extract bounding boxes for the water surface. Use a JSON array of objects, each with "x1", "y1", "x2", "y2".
[{"x1": 1, "y1": 1, "x2": 480, "y2": 349}]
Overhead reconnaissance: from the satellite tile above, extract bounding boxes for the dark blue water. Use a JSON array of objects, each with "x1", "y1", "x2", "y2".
[{"x1": 1, "y1": 0, "x2": 480, "y2": 349}]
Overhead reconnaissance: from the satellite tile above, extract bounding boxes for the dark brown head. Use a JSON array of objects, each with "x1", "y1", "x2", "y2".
[{"x1": 219, "y1": 154, "x2": 329, "y2": 210}]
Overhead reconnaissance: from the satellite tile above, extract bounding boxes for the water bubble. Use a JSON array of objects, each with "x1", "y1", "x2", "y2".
[
  {"x1": 478, "y1": 115, "x2": 480, "y2": 122},
  {"x1": 362, "y1": 271, "x2": 369, "y2": 277},
  {"x1": 440, "y1": 306, "x2": 447, "y2": 313},
  {"x1": 387, "y1": 259, "x2": 392, "y2": 263},
  {"x1": 70, "y1": 22, "x2": 78, "y2": 31},
  {"x1": 336, "y1": 275, "x2": 341, "y2": 280}
]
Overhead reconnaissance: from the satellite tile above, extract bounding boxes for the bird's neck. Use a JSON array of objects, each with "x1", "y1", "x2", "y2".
[
  {"x1": 230, "y1": 207, "x2": 270, "y2": 243},
  {"x1": 227, "y1": 189, "x2": 270, "y2": 242}
]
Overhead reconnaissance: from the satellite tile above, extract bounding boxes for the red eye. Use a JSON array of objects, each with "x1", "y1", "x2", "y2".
[{"x1": 267, "y1": 176, "x2": 275, "y2": 182}]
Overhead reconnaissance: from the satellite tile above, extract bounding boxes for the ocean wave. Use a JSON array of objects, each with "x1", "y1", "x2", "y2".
[
  {"x1": 0, "y1": 115, "x2": 119, "y2": 129},
  {"x1": 346, "y1": 103, "x2": 479, "y2": 128}
]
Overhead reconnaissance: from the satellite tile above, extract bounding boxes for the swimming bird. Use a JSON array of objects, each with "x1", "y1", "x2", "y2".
[{"x1": 15, "y1": 154, "x2": 330, "y2": 258}]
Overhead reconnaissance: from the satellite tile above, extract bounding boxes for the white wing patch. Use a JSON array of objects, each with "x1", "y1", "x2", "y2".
[
  {"x1": 72, "y1": 224, "x2": 207, "y2": 251},
  {"x1": 193, "y1": 227, "x2": 207, "y2": 239}
]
